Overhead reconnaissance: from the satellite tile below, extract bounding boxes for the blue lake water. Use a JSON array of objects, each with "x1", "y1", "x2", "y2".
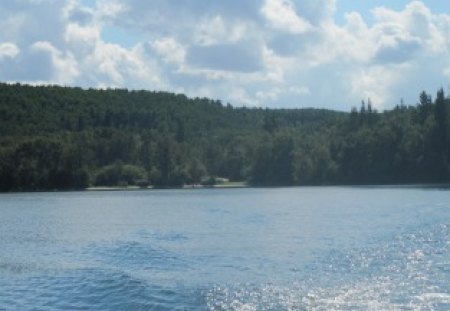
[{"x1": 1, "y1": 187, "x2": 450, "y2": 310}]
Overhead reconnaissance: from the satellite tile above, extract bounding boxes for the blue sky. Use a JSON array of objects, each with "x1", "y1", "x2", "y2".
[{"x1": 0, "y1": 0, "x2": 449, "y2": 110}]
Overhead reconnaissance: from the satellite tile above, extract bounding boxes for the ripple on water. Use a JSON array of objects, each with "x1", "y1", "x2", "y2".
[
  {"x1": 86, "y1": 240, "x2": 189, "y2": 272},
  {"x1": 0, "y1": 268, "x2": 199, "y2": 310}
]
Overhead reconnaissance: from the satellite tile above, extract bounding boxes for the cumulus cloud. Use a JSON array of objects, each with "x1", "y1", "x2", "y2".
[
  {"x1": 261, "y1": 0, "x2": 312, "y2": 34},
  {"x1": 152, "y1": 37, "x2": 185, "y2": 65},
  {"x1": 30, "y1": 41, "x2": 79, "y2": 84},
  {"x1": 0, "y1": 43, "x2": 20, "y2": 59},
  {"x1": 374, "y1": 37, "x2": 421, "y2": 64},
  {"x1": 0, "y1": 0, "x2": 449, "y2": 109},
  {"x1": 194, "y1": 15, "x2": 247, "y2": 46}
]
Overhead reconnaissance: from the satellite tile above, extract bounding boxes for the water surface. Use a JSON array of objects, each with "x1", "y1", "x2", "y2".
[{"x1": 1, "y1": 187, "x2": 450, "y2": 310}]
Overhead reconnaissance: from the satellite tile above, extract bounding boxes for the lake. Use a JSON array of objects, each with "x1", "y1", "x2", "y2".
[{"x1": 1, "y1": 187, "x2": 450, "y2": 310}]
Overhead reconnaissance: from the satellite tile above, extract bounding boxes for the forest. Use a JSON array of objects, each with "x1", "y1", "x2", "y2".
[{"x1": 0, "y1": 82, "x2": 449, "y2": 191}]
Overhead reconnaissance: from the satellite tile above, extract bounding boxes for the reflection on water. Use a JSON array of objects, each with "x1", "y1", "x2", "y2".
[{"x1": 1, "y1": 187, "x2": 450, "y2": 310}]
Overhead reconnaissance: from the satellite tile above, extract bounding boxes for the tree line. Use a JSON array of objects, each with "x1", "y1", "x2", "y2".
[{"x1": 0, "y1": 83, "x2": 449, "y2": 191}]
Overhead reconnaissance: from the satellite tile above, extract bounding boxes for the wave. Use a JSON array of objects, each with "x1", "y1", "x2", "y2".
[{"x1": 0, "y1": 268, "x2": 199, "y2": 310}]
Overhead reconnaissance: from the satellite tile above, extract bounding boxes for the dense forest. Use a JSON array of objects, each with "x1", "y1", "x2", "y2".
[{"x1": 0, "y1": 82, "x2": 449, "y2": 191}]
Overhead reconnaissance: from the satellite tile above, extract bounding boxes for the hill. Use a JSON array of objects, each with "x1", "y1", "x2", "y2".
[{"x1": 0, "y1": 83, "x2": 449, "y2": 190}]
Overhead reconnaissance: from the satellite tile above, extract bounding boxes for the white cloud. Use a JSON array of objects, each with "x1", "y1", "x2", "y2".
[
  {"x1": 186, "y1": 41, "x2": 264, "y2": 73},
  {"x1": 94, "y1": 0, "x2": 124, "y2": 20},
  {"x1": 152, "y1": 37, "x2": 185, "y2": 65},
  {"x1": 261, "y1": 0, "x2": 312, "y2": 34},
  {"x1": 444, "y1": 67, "x2": 450, "y2": 79},
  {"x1": 194, "y1": 15, "x2": 247, "y2": 46},
  {"x1": 289, "y1": 85, "x2": 310, "y2": 95},
  {"x1": 65, "y1": 23, "x2": 100, "y2": 55},
  {"x1": 256, "y1": 85, "x2": 309, "y2": 102},
  {"x1": 72, "y1": 39, "x2": 164, "y2": 90},
  {"x1": 30, "y1": 41, "x2": 79, "y2": 84},
  {"x1": 0, "y1": 43, "x2": 20, "y2": 59},
  {"x1": 349, "y1": 66, "x2": 403, "y2": 109},
  {"x1": 256, "y1": 87, "x2": 282, "y2": 101},
  {"x1": 336, "y1": 12, "x2": 373, "y2": 63},
  {"x1": 371, "y1": 1, "x2": 446, "y2": 56},
  {"x1": 229, "y1": 87, "x2": 258, "y2": 106}
]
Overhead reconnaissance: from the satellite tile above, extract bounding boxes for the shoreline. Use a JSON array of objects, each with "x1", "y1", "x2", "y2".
[{"x1": 2, "y1": 182, "x2": 450, "y2": 194}]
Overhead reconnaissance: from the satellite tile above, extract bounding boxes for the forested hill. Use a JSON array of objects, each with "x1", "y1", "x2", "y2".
[{"x1": 0, "y1": 83, "x2": 449, "y2": 191}]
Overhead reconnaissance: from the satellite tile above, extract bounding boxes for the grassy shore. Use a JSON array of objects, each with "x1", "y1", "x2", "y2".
[
  {"x1": 86, "y1": 186, "x2": 144, "y2": 191},
  {"x1": 86, "y1": 181, "x2": 248, "y2": 191},
  {"x1": 213, "y1": 181, "x2": 247, "y2": 188}
]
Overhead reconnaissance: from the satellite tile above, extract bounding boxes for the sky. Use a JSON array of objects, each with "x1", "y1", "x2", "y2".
[{"x1": 0, "y1": 0, "x2": 449, "y2": 110}]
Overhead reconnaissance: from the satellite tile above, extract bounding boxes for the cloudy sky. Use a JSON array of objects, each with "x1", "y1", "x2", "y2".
[{"x1": 0, "y1": 0, "x2": 449, "y2": 110}]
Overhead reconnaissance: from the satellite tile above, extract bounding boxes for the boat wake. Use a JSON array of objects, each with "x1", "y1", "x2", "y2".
[{"x1": 205, "y1": 223, "x2": 450, "y2": 310}]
